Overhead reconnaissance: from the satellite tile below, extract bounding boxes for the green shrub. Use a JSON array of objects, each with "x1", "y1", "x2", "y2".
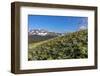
[{"x1": 28, "y1": 29, "x2": 88, "y2": 60}]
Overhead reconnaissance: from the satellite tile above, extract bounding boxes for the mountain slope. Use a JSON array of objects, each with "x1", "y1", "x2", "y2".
[
  {"x1": 28, "y1": 35, "x2": 58, "y2": 43},
  {"x1": 28, "y1": 29, "x2": 88, "y2": 60}
]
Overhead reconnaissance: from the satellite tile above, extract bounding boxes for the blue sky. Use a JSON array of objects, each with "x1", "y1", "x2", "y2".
[{"x1": 28, "y1": 15, "x2": 88, "y2": 33}]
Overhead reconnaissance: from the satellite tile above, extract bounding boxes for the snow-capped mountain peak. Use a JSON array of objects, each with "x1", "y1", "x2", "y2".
[{"x1": 29, "y1": 29, "x2": 48, "y2": 36}]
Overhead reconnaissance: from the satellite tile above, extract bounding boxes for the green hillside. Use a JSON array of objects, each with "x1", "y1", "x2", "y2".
[{"x1": 28, "y1": 29, "x2": 88, "y2": 60}]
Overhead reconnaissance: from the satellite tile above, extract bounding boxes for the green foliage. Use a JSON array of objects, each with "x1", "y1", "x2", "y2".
[{"x1": 28, "y1": 30, "x2": 88, "y2": 60}]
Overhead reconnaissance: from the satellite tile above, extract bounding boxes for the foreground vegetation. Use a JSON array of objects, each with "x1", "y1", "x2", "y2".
[{"x1": 28, "y1": 30, "x2": 88, "y2": 60}]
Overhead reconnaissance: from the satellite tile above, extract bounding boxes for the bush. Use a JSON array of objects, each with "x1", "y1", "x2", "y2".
[{"x1": 28, "y1": 29, "x2": 88, "y2": 60}]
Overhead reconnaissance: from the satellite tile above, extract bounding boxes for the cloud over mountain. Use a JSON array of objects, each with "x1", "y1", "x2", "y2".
[{"x1": 79, "y1": 25, "x2": 87, "y2": 30}]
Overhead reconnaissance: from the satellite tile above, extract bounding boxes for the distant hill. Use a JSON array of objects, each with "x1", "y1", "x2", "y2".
[{"x1": 28, "y1": 29, "x2": 88, "y2": 60}]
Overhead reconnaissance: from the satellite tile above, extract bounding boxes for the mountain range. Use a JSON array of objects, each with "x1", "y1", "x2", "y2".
[
  {"x1": 28, "y1": 29, "x2": 63, "y2": 43},
  {"x1": 28, "y1": 29, "x2": 62, "y2": 36}
]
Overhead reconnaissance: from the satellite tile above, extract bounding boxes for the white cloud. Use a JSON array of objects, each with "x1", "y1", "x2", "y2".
[{"x1": 79, "y1": 25, "x2": 87, "y2": 30}]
